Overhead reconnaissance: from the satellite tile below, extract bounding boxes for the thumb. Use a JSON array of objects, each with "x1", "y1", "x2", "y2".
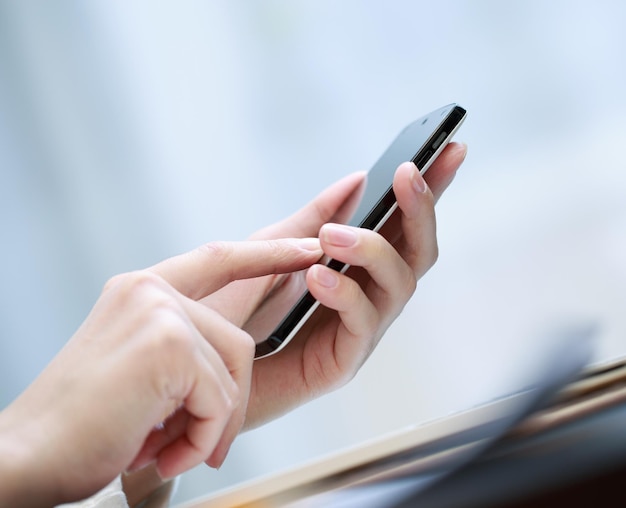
[{"x1": 148, "y1": 238, "x2": 322, "y2": 301}]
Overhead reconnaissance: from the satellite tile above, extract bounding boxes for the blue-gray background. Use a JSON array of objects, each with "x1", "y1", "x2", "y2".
[{"x1": 1, "y1": 1, "x2": 625, "y2": 504}]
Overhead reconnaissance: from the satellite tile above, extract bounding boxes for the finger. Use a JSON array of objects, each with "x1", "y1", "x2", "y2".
[
  {"x1": 317, "y1": 223, "x2": 415, "y2": 312},
  {"x1": 126, "y1": 410, "x2": 190, "y2": 474},
  {"x1": 422, "y1": 142, "x2": 467, "y2": 202},
  {"x1": 149, "y1": 238, "x2": 322, "y2": 301},
  {"x1": 386, "y1": 162, "x2": 439, "y2": 278},
  {"x1": 126, "y1": 301, "x2": 240, "y2": 477},
  {"x1": 173, "y1": 297, "x2": 255, "y2": 468},
  {"x1": 154, "y1": 345, "x2": 239, "y2": 479},
  {"x1": 307, "y1": 264, "x2": 379, "y2": 347},
  {"x1": 250, "y1": 171, "x2": 367, "y2": 240},
  {"x1": 127, "y1": 336, "x2": 237, "y2": 478}
]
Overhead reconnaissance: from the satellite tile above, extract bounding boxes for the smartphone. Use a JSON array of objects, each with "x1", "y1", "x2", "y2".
[{"x1": 251, "y1": 103, "x2": 467, "y2": 358}]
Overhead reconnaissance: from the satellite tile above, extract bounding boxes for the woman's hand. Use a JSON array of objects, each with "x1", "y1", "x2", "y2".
[
  {"x1": 0, "y1": 238, "x2": 322, "y2": 507},
  {"x1": 203, "y1": 142, "x2": 468, "y2": 429}
]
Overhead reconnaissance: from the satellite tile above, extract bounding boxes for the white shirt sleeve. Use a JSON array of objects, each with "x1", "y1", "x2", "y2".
[
  {"x1": 55, "y1": 476, "x2": 128, "y2": 508},
  {"x1": 55, "y1": 474, "x2": 177, "y2": 508}
]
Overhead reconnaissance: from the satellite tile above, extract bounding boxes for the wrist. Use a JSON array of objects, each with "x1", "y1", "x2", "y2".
[
  {"x1": 0, "y1": 408, "x2": 31, "y2": 504},
  {"x1": 0, "y1": 406, "x2": 58, "y2": 507}
]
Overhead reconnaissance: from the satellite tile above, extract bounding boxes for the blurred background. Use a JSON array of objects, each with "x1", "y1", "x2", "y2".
[{"x1": 0, "y1": 0, "x2": 625, "y2": 504}]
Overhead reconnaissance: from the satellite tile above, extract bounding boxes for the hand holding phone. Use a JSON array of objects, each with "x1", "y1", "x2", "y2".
[{"x1": 251, "y1": 104, "x2": 467, "y2": 358}]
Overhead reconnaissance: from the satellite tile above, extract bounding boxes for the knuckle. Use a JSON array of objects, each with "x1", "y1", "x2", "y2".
[
  {"x1": 266, "y1": 238, "x2": 289, "y2": 257},
  {"x1": 431, "y1": 242, "x2": 440, "y2": 266},
  {"x1": 419, "y1": 241, "x2": 439, "y2": 276},
  {"x1": 208, "y1": 329, "x2": 255, "y2": 394},
  {"x1": 149, "y1": 312, "x2": 197, "y2": 399},
  {"x1": 372, "y1": 235, "x2": 390, "y2": 263},
  {"x1": 122, "y1": 283, "x2": 191, "y2": 353},
  {"x1": 208, "y1": 376, "x2": 239, "y2": 418},
  {"x1": 401, "y1": 259, "x2": 419, "y2": 293},
  {"x1": 197, "y1": 241, "x2": 235, "y2": 266},
  {"x1": 307, "y1": 352, "x2": 357, "y2": 394},
  {"x1": 154, "y1": 308, "x2": 192, "y2": 348},
  {"x1": 256, "y1": 239, "x2": 291, "y2": 273},
  {"x1": 363, "y1": 310, "x2": 381, "y2": 341},
  {"x1": 230, "y1": 329, "x2": 256, "y2": 359},
  {"x1": 403, "y1": 271, "x2": 418, "y2": 299},
  {"x1": 225, "y1": 382, "x2": 241, "y2": 411},
  {"x1": 102, "y1": 272, "x2": 127, "y2": 293},
  {"x1": 359, "y1": 229, "x2": 387, "y2": 262},
  {"x1": 104, "y1": 270, "x2": 165, "y2": 298},
  {"x1": 194, "y1": 241, "x2": 237, "y2": 286},
  {"x1": 130, "y1": 270, "x2": 166, "y2": 291}
]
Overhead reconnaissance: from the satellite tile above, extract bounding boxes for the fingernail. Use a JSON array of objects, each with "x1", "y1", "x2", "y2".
[
  {"x1": 321, "y1": 223, "x2": 357, "y2": 247},
  {"x1": 311, "y1": 265, "x2": 338, "y2": 288},
  {"x1": 125, "y1": 458, "x2": 154, "y2": 475},
  {"x1": 410, "y1": 164, "x2": 428, "y2": 194},
  {"x1": 454, "y1": 142, "x2": 468, "y2": 161},
  {"x1": 206, "y1": 455, "x2": 225, "y2": 470},
  {"x1": 155, "y1": 464, "x2": 174, "y2": 482}
]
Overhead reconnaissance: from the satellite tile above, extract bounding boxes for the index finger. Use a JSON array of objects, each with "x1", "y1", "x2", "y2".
[{"x1": 149, "y1": 238, "x2": 322, "y2": 301}]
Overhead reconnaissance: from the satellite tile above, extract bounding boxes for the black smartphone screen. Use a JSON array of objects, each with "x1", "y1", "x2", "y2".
[{"x1": 252, "y1": 104, "x2": 466, "y2": 358}]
